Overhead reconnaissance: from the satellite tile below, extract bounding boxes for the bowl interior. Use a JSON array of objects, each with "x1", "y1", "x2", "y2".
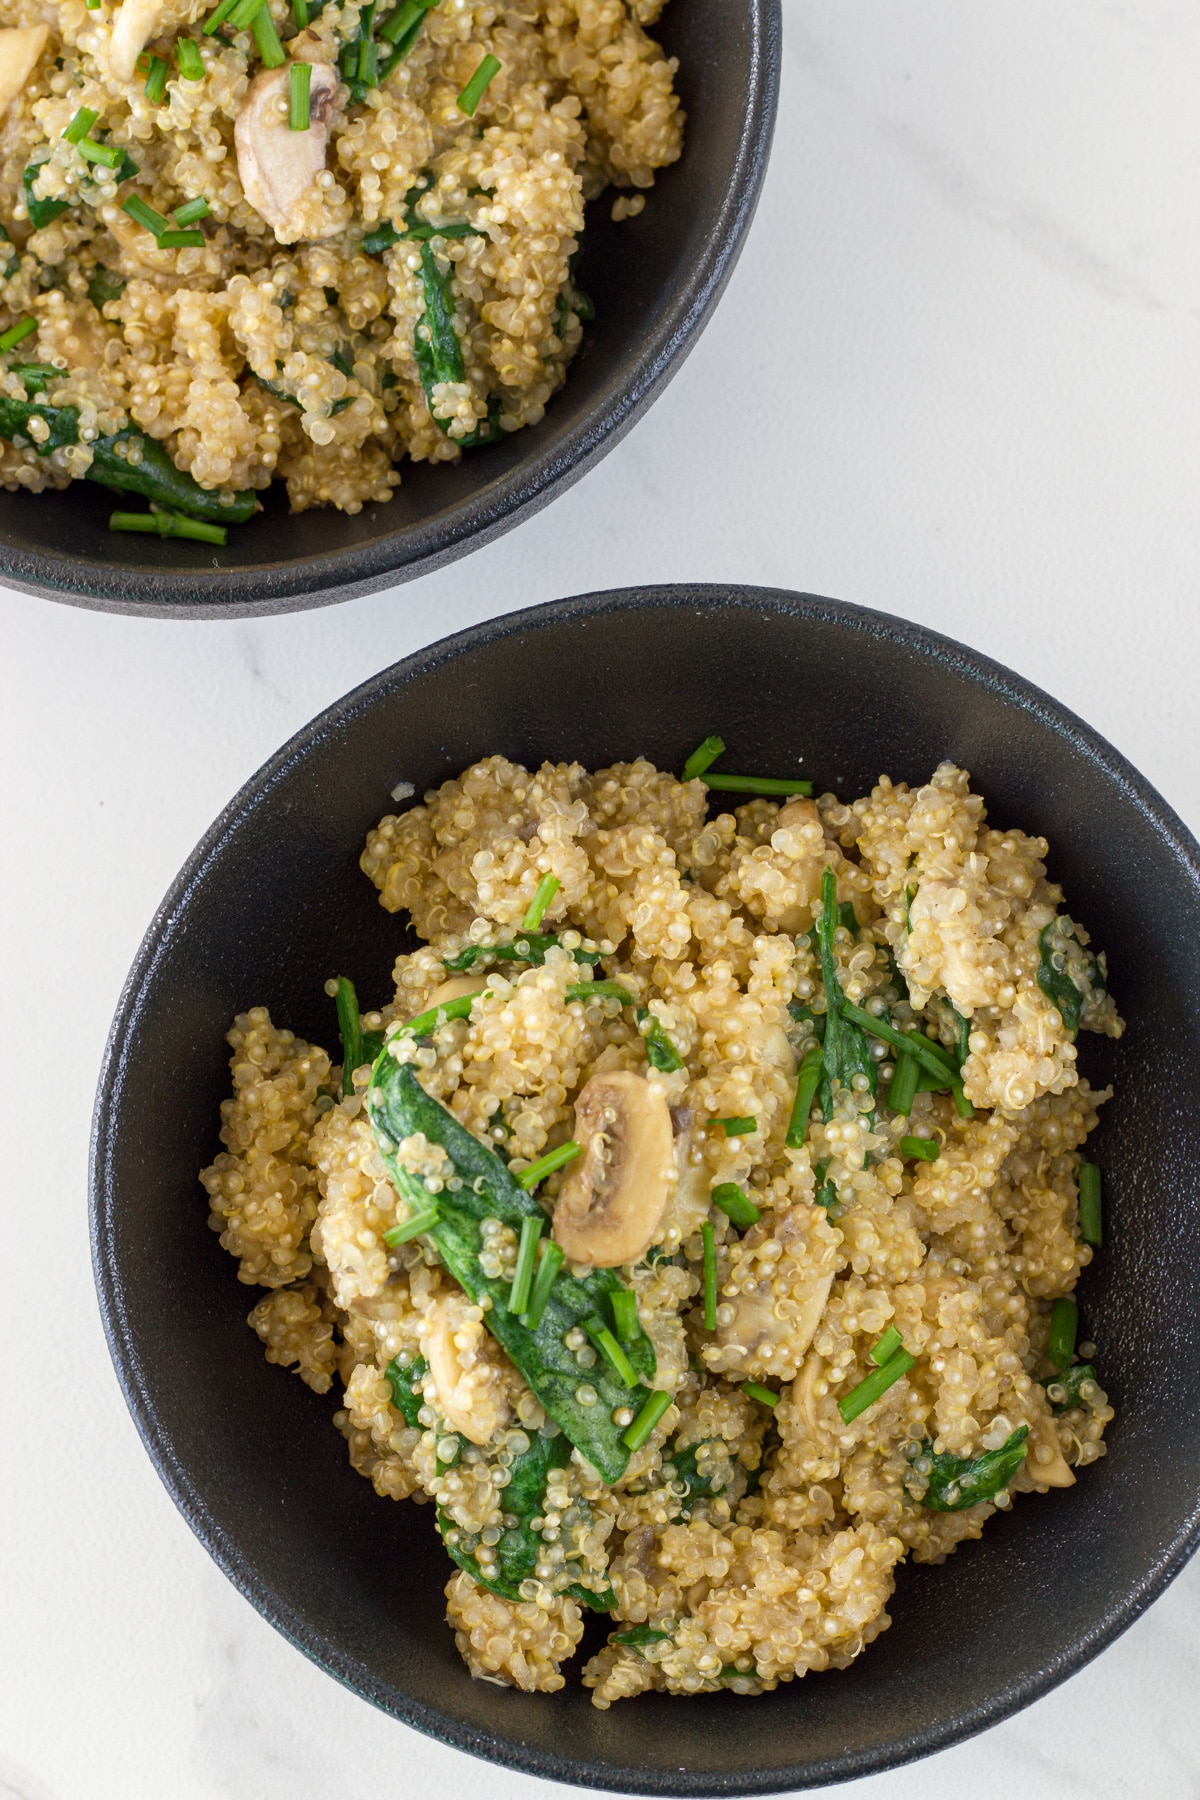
[
  {"x1": 93, "y1": 586, "x2": 1200, "y2": 1793},
  {"x1": 0, "y1": 0, "x2": 777, "y2": 615}
]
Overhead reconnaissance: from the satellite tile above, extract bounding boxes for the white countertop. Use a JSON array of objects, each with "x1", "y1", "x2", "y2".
[{"x1": 4, "y1": 3, "x2": 1200, "y2": 1795}]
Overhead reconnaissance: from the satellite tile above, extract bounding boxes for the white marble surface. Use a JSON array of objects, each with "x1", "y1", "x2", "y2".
[{"x1": 5, "y1": 2, "x2": 1200, "y2": 1795}]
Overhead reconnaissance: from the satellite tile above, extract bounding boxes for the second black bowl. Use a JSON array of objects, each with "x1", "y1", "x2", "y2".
[{"x1": 92, "y1": 585, "x2": 1200, "y2": 1790}]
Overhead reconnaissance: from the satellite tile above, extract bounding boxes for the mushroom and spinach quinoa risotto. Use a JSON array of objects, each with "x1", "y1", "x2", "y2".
[
  {"x1": 201, "y1": 745, "x2": 1122, "y2": 1702},
  {"x1": 0, "y1": 0, "x2": 682, "y2": 541}
]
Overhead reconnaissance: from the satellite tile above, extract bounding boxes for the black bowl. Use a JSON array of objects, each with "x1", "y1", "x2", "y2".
[
  {"x1": 0, "y1": 4, "x2": 778, "y2": 619},
  {"x1": 92, "y1": 585, "x2": 1200, "y2": 1792}
]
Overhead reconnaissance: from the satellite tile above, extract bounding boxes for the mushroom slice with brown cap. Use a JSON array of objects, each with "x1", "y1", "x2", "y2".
[
  {"x1": 0, "y1": 24, "x2": 47, "y2": 119},
  {"x1": 553, "y1": 1070, "x2": 674, "y2": 1268},
  {"x1": 234, "y1": 61, "x2": 340, "y2": 245}
]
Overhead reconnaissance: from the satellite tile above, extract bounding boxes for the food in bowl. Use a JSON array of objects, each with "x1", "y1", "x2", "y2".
[
  {"x1": 0, "y1": 0, "x2": 683, "y2": 543},
  {"x1": 201, "y1": 744, "x2": 1121, "y2": 1702}
]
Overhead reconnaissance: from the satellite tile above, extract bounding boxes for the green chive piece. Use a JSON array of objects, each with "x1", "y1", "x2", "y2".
[
  {"x1": 0, "y1": 316, "x2": 36, "y2": 352},
  {"x1": 203, "y1": 0, "x2": 238, "y2": 31},
  {"x1": 227, "y1": 0, "x2": 265, "y2": 28},
  {"x1": 566, "y1": 979, "x2": 634, "y2": 1005},
  {"x1": 1048, "y1": 1296, "x2": 1078, "y2": 1372},
  {"x1": 334, "y1": 975, "x2": 363, "y2": 1098},
  {"x1": 743, "y1": 1381, "x2": 779, "y2": 1407},
  {"x1": 456, "y1": 51, "x2": 501, "y2": 115},
  {"x1": 951, "y1": 1080, "x2": 975, "y2": 1119},
  {"x1": 516, "y1": 1140, "x2": 581, "y2": 1190},
  {"x1": 78, "y1": 137, "x2": 125, "y2": 168},
  {"x1": 379, "y1": 0, "x2": 433, "y2": 43},
  {"x1": 702, "y1": 774, "x2": 813, "y2": 797},
  {"x1": 288, "y1": 58, "x2": 312, "y2": 128},
  {"x1": 176, "y1": 37, "x2": 205, "y2": 79},
  {"x1": 358, "y1": 36, "x2": 378, "y2": 84},
  {"x1": 701, "y1": 1221, "x2": 717, "y2": 1331},
  {"x1": 712, "y1": 1115, "x2": 756, "y2": 1137},
  {"x1": 900, "y1": 1135, "x2": 939, "y2": 1163},
  {"x1": 838, "y1": 1348, "x2": 915, "y2": 1424},
  {"x1": 122, "y1": 194, "x2": 169, "y2": 236},
  {"x1": 710, "y1": 1183, "x2": 760, "y2": 1229},
  {"x1": 144, "y1": 54, "x2": 169, "y2": 101},
  {"x1": 887, "y1": 1050, "x2": 920, "y2": 1116},
  {"x1": 506, "y1": 1213, "x2": 542, "y2": 1314},
  {"x1": 158, "y1": 229, "x2": 205, "y2": 247},
  {"x1": 382, "y1": 1206, "x2": 439, "y2": 1247},
  {"x1": 621, "y1": 1389, "x2": 672, "y2": 1451},
  {"x1": 64, "y1": 107, "x2": 98, "y2": 144},
  {"x1": 521, "y1": 872, "x2": 559, "y2": 931},
  {"x1": 611, "y1": 1289, "x2": 639, "y2": 1344},
  {"x1": 870, "y1": 1326, "x2": 903, "y2": 1367},
  {"x1": 785, "y1": 1044, "x2": 824, "y2": 1149},
  {"x1": 838, "y1": 1001, "x2": 959, "y2": 1090},
  {"x1": 107, "y1": 509, "x2": 227, "y2": 544},
  {"x1": 251, "y1": 6, "x2": 286, "y2": 66},
  {"x1": 681, "y1": 734, "x2": 725, "y2": 782},
  {"x1": 1079, "y1": 1161, "x2": 1102, "y2": 1248},
  {"x1": 293, "y1": 0, "x2": 308, "y2": 22},
  {"x1": 173, "y1": 196, "x2": 210, "y2": 226},
  {"x1": 584, "y1": 1315, "x2": 638, "y2": 1389},
  {"x1": 520, "y1": 1239, "x2": 564, "y2": 1329},
  {"x1": 397, "y1": 990, "x2": 481, "y2": 1037}
]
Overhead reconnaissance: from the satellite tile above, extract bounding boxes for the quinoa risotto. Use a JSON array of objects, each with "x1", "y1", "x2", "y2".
[
  {"x1": 201, "y1": 746, "x2": 1121, "y2": 1702},
  {"x1": 0, "y1": 0, "x2": 682, "y2": 539}
]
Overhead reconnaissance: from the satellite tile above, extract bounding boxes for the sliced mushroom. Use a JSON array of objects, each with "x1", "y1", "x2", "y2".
[
  {"x1": 794, "y1": 1349, "x2": 828, "y2": 1441},
  {"x1": 107, "y1": 0, "x2": 164, "y2": 82},
  {"x1": 424, "y1": 1295, "x2": 510, "y2": 1446},
  {"x1": 0, "y1": 24, "x2": 48, "y2": 119},
  {"x1": 234, "y1": 61, "x2": 340, "y2": 245},
  {"x1": 1026, "y1": 1411, "x2": 1075, "y2": 1489},
  {"x1": 553, "y1": 1070, "x2": 674, "y2": 1267},
  {"x1": 426, "y1": 973, "x2": 489, "y2": 1010}
]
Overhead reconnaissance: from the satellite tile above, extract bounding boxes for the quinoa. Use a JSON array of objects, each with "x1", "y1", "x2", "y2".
[
  {"x1": 202, "y1": 753, "x2": 1121, "y2": 1702},
  {"x1": 0, "y1": 0, "x2": 682, "y2": 513}
]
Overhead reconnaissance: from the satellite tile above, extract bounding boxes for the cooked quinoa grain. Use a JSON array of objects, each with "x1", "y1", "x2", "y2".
[
  {"x1": 0, "y1": 0, "x2": 682, "y2": 519},
  {"x1": 202, "y1": 753, "x2": 1121, "y2": 1702}
]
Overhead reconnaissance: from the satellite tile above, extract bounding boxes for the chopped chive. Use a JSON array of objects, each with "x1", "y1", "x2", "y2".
[
  {"x1": 288, "y1": 58, "x2": 312, "y2": 128},
  {"x1": 521, "y1": 872, "x2": 559, "y2": 931},
  {"x1": 251, "y1": 6, "x2": 285, "y2": 65},
  {"x1": 566, "y1": 979, "x2": 634, "y2": 1005},
  {"x1": 0, "y1": 316, "x2": 36, "y2": 352},
  {"x1": 292, "y1": 0, "x2": 307, "y2": 19},
  {"x1": 870, "y1": 1326, "x2": 903, "y2": 1367},
  {"x1": 951, "y1": 1081, "x2": 975, "y2": 1119},
  {"x1": 584, "y1": 1315, "x2": 638, "y2": 1389},
  {"x1": 1079, "y1": 1161, "x2": 1102, "y2": 1248},
  {"x1": 838, "y1": 1001, "x2": 959, "y2": 1090},
  {"x1": 158, "y1": 229, "x2": 205, "y2": 247},
  {"x1": 710, "y1": 1183, "x2": 760, "y2": 1229},
  {"x1": 516, "y1": 1140, "x2": 581, "y2": 1190},
  {"x1": 334, "y1": 975, "x2": 363, "y2": 1098},
  {"x1": 701, "y1": 1221, "x2": 717, "y2": 1331},
  {"x1": 358, "y1": 36, "x2": 378, "y2": 84},
  {"x1": 397, "y1": 990, "x2": 481, "y2": 1037},
  {"x1": 838, "y1": 1348, "x2": 915, "y2": 1424},
  {"x1": 78, "y1": 137, "x2": 125, "y2": 169},
  {"x1": 702, "y1": 774, "x2": 813, "y2": 797},
  {"x1": 611, "y1": 1289, "x2": 639, "y2": 1344},
  {"x1": 379, "y1": 0, "x2": 433, "y2": 43},
  {"x1": 172, "y1": 197, "x2": 210, "y2": 225},
  {"x1": 456, "y1": 51, "x2": 501, "y2": 116},
  {"x1": 681, "y1": 734, "x2": 725, "y2": 782},
  {"x1": 1048, "y1": 1296, "x2": 1078, "y2": 1372},
  {"x1": 521, "y1": 1239, "x2": 564, "y2": 1329},
  {"x1": 122, "y1": 195, "x2": 169, "y2": 236},
  {"x1": 144, "y1": 54, "x2": 169, "y2": 101},
  {"x1": 507, "y1": 1214, "x2": 542, "y2": 1314},
  {"x1": 64, "y1": 107, "x2": 98, "y2": 144},
  {"x1": 712, "y1": 1115, "x2": 756, "y2": 1137},
  {"x1": 107, "y1": 509, "x2": 227, "y2": 544},
  {"x1": 900, "y1": 1135, "x2": 939, "y2": 1163},
  {"x1": 227, "y1": 0, "x2": 265, "y2": 28},
  {"x1": 785, "y1": 1043, "x2": 824, "y2": 1149},
  {"x1": 176, "y1": 36, "x2": 205, "y2": 79},
  {"x1": 743, "y1": 1381, "x2": 779, "y2": 1407},
  {"x1": 621, "y1": 1389, "x2": 672, "y2": 1452},
  {"x1": 887, "y1": 1050, "x2": 919, "y2": 1116},
  {"x1": 203, "y1": 0, "x2": 238, "y2": 31},
  {"x1": 382, "y1": 1205, "x2": 439, "y2": 1247}
]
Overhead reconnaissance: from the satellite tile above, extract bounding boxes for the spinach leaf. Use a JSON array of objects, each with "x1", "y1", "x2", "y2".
[
  {"x1": 817, "y1": 867, "x2": 876, "y2": 1125},
  {"x1": 22, "y1": 158, "x2": 69, "y2": 228},
  {"x1": 385, "y1": 1353, "x2": 429, "y2": 1427},
  {"x1": 367, "y1": 1056, "x2": 655, "y2": 1483},
  {"x1": 909, "y1": 1425, "x2": 1029, "y2": 1511},
  {"x1": 87, "y1": 265, "x2": 126, "y2": 309},
  {"x1": 1043, "y1": 1363, "x2": 1097, "y2": 1413},
  {"x1": 0, "y1": 223, "x2": 20, "y2": 279},
  {"x1": 1037, "y1": 916, "x2": 1109, "y2": 1038}
]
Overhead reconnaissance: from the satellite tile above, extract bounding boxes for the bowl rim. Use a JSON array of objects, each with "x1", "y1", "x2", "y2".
[
  {"x1": 91, "y1": 583, "x2": 1200, "y2": 1791},
  {"x1": 2, "y1": 5, "x2": 780, "y2": 620}
]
